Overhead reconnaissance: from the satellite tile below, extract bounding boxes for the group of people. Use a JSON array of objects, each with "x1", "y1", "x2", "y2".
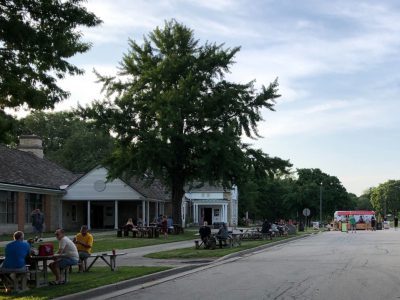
[
  {"x1": 123, "y1": 215, "x2": 171, "y2": 239},
  {"x1": 198, "y1": 221, "x2": 229, "y2": 248},
  {"x1": 0, "y1": 225, "x2": 94, "y2": 285}
]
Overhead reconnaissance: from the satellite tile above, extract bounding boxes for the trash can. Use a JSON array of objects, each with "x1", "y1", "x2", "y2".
[
  {"x1": 377, "y1": 222, "x2": 383, "y2": 230},
  {"x1": 341, "y1": 222, "x2": 348, "y2": 232}
]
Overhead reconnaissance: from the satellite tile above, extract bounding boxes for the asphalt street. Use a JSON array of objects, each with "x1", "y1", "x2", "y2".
[{"x1": 106, "y1": 230, "x2": 400, "y2": 300}]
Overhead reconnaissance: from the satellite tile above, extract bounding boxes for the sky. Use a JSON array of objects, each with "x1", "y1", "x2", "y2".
[{"x1": 39, "y1": 0, "x2": 400, "y2": 195}]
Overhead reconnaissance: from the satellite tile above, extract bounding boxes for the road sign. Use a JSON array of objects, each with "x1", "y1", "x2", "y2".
[{"x1": 303, "y1": 208, "x2": 311, "y2": 217}]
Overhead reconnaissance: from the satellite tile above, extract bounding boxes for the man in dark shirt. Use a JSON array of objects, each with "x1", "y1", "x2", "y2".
[{"x1": 199, "y1": 221, "x2": 212, "y2": 248}]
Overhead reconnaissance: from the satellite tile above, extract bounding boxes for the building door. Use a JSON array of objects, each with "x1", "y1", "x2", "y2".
[
  {"x1": 91, "y1": 205, "x2": 104, "y2": 228},
  {"x1": 204, "y1": 208, "x2": 212, "y2": 225}
]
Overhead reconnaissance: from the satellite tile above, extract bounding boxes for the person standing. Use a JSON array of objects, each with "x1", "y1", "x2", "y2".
[
  {"x1": 49, "y1": 229, "x2": 79, "y2": 285},
  {"x1": 161, "y1": 216, "x2": 168, "y2": 239},
  {"x1": 31, "y1": 208, "x2": 44, "y2": 242},
  {"x1": 371, "y1": 216, "x2": 376, "y2": 231},
  {"x1": 349, "y1": 215, "x2": 357, "y2": 233},
  {"x1": 394, "y1": 215, "x2": 399, "y2": 231},
  {"x1": 73, "y1": 225, "x2": 93, "y2": 272}
]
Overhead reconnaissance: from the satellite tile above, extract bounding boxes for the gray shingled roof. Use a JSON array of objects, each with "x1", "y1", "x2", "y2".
[
  {"x1": 128, "y1": 176, "x2": 170, "y2": 200},
  {"x1": 0, "y1": 144, "x2": 78, "y2": 190}
]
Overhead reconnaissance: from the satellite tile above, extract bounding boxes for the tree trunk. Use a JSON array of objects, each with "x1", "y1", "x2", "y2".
[{"x1": 171, "y1": 179, "x2": 185, "y2": 225}]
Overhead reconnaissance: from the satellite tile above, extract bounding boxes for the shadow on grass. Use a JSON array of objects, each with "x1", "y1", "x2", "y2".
[
  {"x1": 144, "y1": 234, "x2": 308, "y2": 259},
  {"x1": 0, "y1": 266, "x2": 170, "y2": 300}
]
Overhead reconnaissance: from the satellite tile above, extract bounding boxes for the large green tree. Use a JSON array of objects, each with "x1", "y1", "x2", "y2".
[
  {"x1": 371, "y1": 180, "x2": 400, "y2": 217},
  {"x1": 0, "y1": 0, "x2": 101, "y2": 141},
  {"x1": 83, "y1": 20, "x2": 290, "y2": 223},
  {"x1": 295, "y1": 168, "x2": 351, "y2": 221},
  {"x1": 18, "y1": 111, "x2": 114, "y2": 173}
]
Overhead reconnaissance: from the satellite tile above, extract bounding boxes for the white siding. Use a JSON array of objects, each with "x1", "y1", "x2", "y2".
[
  {"x1": 185, "y1": 192, "x2": 223, "y2": 200},
  {"x1": 63, "y1": 167, "x2": 143, "y2": 201}
]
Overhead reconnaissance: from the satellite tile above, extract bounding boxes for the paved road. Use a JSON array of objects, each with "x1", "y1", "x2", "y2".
[{"x1": 108, "y1": 230, "x2": 400, "y2": 300}]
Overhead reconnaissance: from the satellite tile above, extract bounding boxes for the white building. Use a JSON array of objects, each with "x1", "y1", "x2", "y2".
[
  {"x1": 62, "y1": 166, "x2": 170, "y2": 230},
  {"x1": 182, "y1": 184, "x2": 238, "y2": 227}
]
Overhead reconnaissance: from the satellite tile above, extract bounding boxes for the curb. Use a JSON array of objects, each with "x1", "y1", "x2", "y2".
[{"x1": 56, "y1": 233, "x2": 313, "y2": 300}]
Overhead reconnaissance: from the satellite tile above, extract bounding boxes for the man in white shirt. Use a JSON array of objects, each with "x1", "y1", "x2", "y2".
[{"x1": 49, "y1": 228, "x2": 79, "y2": 284}]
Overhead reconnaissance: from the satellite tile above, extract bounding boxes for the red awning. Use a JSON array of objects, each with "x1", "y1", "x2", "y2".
[{"x1": 335, "y1": 210, "x2": 375, "y2": 216}]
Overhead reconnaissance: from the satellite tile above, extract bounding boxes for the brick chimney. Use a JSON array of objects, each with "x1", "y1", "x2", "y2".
[{"x1": 18, "y1": 135, "x2": 44, "y2": 158}]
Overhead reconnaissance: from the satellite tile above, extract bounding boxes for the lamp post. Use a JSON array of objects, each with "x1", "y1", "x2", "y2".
[{"x1": 320, "y1": 182, "x2": 323, "y2": 225}]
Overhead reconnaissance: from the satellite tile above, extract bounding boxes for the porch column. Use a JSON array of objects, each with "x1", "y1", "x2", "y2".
[
  {"x1": 155, "y1": 202, "x2": 159, "y2": 219},
  {"x1": 114, "y1": 200, "x2": 119, "y2": 229},
  {"x1": 142, "y1": 200, "x2": 146, "y2": 225},
  {"x1": 17, "y1": 192, "x2": 25, "y2": 231},
  {"x1": 146, "y1": 201, "x2": 150, "y2": 226},
  {"x1": 225, "y1": 204, "x2": 228, "y2": 223},
  {"x1": 87, "y1": 201, "x2": 91, "y2": 230},
  {"x1": 195, "y1": 204, "x2": 199, "y2": 224},
  {"x1": 59, "y1": 198, "x2": 63, "y2": 229},
  {"x1": 44, "y1": 194, "x2": 52, "y2": 232}
]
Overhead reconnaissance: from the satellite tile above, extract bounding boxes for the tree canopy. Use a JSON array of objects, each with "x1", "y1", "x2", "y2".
[
  {"x1": 17, "y1": 111, "x2": 114, "y2": 173},
  {"x1": 82, "y1": 20, "x2": 291, "y2": 222},
  {"x1": 0, "y1": 0, "x2": 101, "y2": 109}
]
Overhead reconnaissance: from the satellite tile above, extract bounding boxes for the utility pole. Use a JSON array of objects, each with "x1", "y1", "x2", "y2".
[{"x1": 320, "y1": 182, "x2": 323, "y2": 225}]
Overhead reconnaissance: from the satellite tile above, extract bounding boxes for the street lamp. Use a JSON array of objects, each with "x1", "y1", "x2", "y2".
[{"x1": 320, "y1": 182, "x2": 323, "y2": 225}]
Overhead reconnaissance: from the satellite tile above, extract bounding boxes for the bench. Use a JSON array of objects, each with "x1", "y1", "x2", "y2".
[
  {"x1": 86, "y1": 253, "x2": 126, "y2": 272},
  {"x1": 0, "y1": 268, "x2": 30, "y2": 292}
]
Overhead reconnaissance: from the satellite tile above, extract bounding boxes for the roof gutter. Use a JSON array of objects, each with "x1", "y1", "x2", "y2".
[{"x1": 0, "y1": 183, "x2": 65, "y2": 195}]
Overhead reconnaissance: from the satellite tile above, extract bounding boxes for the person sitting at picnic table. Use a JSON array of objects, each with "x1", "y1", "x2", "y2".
[
  {"x1": 49, "y1": 228, "x2": 79, "y2": 285},
  {"x1": 216, "y1": 223, "x2": 229, "y2": 247},
  {"x1": 124, "y1": 218, "x2": 135, "y2": 231},
  {"x1": 261, "y1": 220, "x2": 271, "y2": 238},
  {"x1": 199, "y1": 221, "x2": 212, "y2": 248},
  {"x1": 0, "y1": 231, "x2": 30, "y2": 272},
  {"x1": 73, "y1": 225, "x2": 93, "y2": 272},
  {"x1": 167, "y1": 216, "x2": 174, "y2": 233}
]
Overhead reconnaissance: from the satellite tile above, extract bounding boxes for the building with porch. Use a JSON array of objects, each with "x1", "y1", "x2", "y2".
[
  {"x1": 61, "y1": 166, "x2": 171, "y2": 230},
  {"x1": 183, "y1": 184, "x2": 238, "y2": 227}
]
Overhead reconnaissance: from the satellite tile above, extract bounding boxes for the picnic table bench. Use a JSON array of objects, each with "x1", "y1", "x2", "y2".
[
  {"x1": 86, "y1": 252, "x2": 127, "y2": 272},
  {"x1": 0, "y1": 268, "x2": 30, "y2": 293}
]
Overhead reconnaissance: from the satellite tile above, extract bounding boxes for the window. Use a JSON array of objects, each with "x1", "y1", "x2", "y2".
[
  {"x1": 214, "y1": 209, "x2": 220, "y2": 217},
  {"x1": 25, "y1": 193, "x2": 43, "y2": 223},
  {"x1": 0, "y1": 191, "x2": 16, "y2": 224}
]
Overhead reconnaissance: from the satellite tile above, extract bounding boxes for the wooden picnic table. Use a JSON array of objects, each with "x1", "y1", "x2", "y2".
[
  {"x1": 86, "y1": 252, "x2": 126, "y2": 272},
  {"x1": 29, "y1": 254, "x2": 66, "y2": 287}
]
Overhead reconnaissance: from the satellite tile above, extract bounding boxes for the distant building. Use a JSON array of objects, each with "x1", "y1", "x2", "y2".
[{"x1": 183, "y1": 184, "x2": 238, "y2": 226}]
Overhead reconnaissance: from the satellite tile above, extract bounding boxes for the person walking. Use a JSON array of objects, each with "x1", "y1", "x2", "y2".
[
  {"x1": 349, "y1": 215, "x2": 357, "y2": 233},
  {"x1": 31, "y1": 208, "x2": 44, "y2": 242}
]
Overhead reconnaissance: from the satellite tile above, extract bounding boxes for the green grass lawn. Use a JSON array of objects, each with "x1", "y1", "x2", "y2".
[
  {"x1": 0, "y1": 230, "x2": 197, "y2": 256},
  {"x1": 144, "y1": 235, "x2": 302, "y2": 259},
  {"x1": 0, "y1": 266, "x2": 170, "y2": 300}
]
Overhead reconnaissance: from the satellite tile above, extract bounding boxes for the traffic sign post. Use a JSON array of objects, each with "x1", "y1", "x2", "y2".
[{"x1": 303, "y1": 208, "x2": 311, "y2": 230}]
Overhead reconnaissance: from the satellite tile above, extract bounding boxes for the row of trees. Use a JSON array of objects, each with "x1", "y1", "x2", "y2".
[{"x1": 0, "y1": 2, "x2": 364, "y2": 223}]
